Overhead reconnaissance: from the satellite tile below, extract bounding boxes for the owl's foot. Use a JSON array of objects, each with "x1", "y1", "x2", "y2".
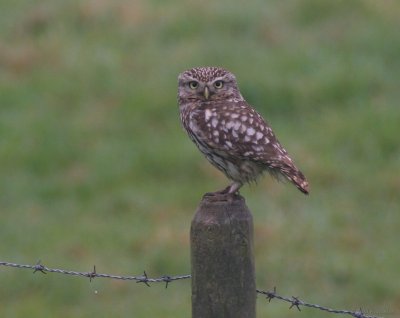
[
  {"x1": 227, "y1": 182, "x2": 242, "y2": 194},
  {"x1": 203, "y1": 182, "x2": 243, "y2": 201},
  {"x1": 203, "y1": 187, "x2": 229, "y2": 198}
]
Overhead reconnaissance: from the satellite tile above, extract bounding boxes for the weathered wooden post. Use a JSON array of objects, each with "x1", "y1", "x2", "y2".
[{"x1": 191, "y1": 194, "x2": 256, "y2": 318}]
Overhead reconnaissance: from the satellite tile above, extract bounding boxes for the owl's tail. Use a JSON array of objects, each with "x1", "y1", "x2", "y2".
[
  {"x1": 267, "y1": 161, "x2": 309, "y2": 195},
  {"x1": 283, "y1": 168, "x2": 309, "y2": 195}
]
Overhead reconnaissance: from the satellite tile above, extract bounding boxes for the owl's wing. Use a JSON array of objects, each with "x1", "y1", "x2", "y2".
[
  {"x1": 191, "y1": 100, "x2": 289, "y2": 163},
  {"x1": 190, "y1": 100, "x2": 309, "y2": 193}
]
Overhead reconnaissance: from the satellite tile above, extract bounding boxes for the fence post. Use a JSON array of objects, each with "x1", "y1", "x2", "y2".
[{"x1": 191, "y1": 194, "x2": 256, "y2": 318}]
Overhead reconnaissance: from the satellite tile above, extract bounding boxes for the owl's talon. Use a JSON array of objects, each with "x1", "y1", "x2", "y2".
[
  {"x1": 203, "y1": 192, "x2": 233, "y2": 202},
  {"x1": 205, "y1": 185, "x2": 231, "y2": 196},
  {"x1": 203, "y1": 183, "x2": 242, "y2": 202}
]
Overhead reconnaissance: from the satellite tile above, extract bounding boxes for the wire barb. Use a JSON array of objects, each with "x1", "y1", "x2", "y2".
[
  {"x1": 289, "y1": 296, "x2": 301, "y2": 311},
  {"x1": 354, "y1": 308, "x2": 365, "y2": 318},
  {"x1": 33, "y1": 260, "x2": 47, "y2": 275},
  {"x1": 136, "y1": 270, "x2": 151, "y2": 287},
  {"x1": 264, "y1": 286, "x2": 276, "y2": 302},
  {"x1": 161, "y1": 275, "x2": 172, "y2": 289},
  {"x1": 87, "y1": 265, "x2": 97, "y2": 282}
]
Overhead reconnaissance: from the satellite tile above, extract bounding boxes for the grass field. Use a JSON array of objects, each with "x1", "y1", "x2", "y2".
[{"x1": 1, "y1": 0, "x2": 399, "y2": 317}]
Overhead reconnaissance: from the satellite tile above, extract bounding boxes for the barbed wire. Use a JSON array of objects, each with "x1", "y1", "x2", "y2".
[
  {"x1": 256, "y1": 287, "x2": 384, "y2": 318},
  {"x1": 0, "y1": 261, "x2": 190, "y2": 288},
  {"x1": 1, "y1": 260, "x2": 384, "y2": 318}
]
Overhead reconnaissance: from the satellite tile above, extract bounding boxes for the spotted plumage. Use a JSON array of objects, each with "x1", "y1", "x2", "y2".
[{"x1": 178, "y1": 66, "x2": 309, "y2": 195}]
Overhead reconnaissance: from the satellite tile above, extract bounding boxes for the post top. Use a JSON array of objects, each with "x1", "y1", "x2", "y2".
[
  {"x1": 201, "y1": 193, "x2": 245, "y2": 204},
  {"x1": 193, "y1": 193, "x2": 251, "y2": 225}
]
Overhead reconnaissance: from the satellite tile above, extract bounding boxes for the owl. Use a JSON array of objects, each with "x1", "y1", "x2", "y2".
[{"x1": 178, "y1": 66, "x2": 309, "y2": 195}]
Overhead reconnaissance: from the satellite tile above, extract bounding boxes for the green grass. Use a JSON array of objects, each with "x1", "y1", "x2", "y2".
[{"x1": 1, "y1": 0, "x2": 400, "y2": 317}]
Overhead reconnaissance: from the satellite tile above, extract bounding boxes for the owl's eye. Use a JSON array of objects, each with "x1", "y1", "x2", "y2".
[
  {"x1": 214, "y1": 80, "x2": 224, "y2": 89},
  {"x1": 188, "y1": 81, "x2": 199, "y2": 89}
]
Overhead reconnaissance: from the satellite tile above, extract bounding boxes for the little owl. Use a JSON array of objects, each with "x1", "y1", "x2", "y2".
[{"x1": 178, "y1": 66, "x2": 309, "y2": 195}]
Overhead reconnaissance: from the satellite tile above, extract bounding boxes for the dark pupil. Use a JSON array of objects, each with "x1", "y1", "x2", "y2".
[
  {"x1": 190, "y1": 81, "x2": 198, "y2": 88},
  {"x1": 215, "y1": 81, "x2": 222, "y2": 87}
]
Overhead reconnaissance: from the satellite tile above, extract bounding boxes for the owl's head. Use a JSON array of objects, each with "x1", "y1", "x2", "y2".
[{"x1": 178, "y1": 67, "x2": 243, "y2": 104}]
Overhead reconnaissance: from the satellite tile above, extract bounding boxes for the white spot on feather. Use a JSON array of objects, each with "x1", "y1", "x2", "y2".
[
  {"x1": 253, "y1": 145, "x2": 264, "y2": 152},
  {"x1": 246, "y1": 128, "x2": 255, "y2": 136},
  {"x1": 211, "y1": 118, "x2": 218, "y2": 128},
  {"x1": 226, "y1": 121, "x2": 235, "y2": 129},
  {"x1": 256, "y1": 132, "x2": 263, "y2": 140},
  {"x1": 205, "y1": 109, "x2": 212, "y2": 122}
]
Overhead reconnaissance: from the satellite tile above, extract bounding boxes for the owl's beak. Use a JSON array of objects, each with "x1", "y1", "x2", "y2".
[{"x1": 203, "y1": 86, "x2": 210, "y2": 100}]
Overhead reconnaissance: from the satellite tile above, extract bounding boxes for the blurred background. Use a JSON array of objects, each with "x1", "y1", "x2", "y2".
[{"x1": 1, "y1": 0, "x2": 399, "y2": 317}]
